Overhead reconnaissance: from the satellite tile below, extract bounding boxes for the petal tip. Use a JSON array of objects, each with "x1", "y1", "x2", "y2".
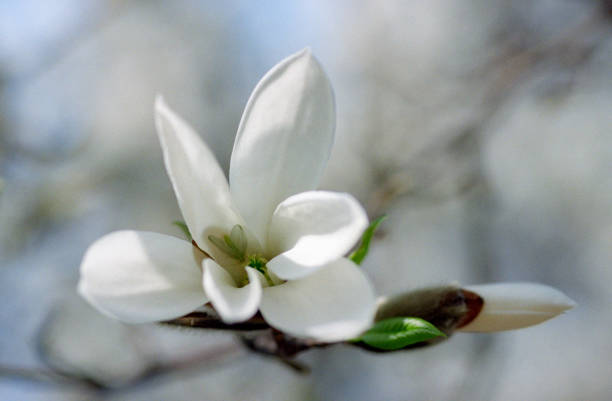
[
  {"x1": 154, "y1": 94, "x2": 165, "y2": 107},
  {"x1": 154, "y1": 95, "x2": 171, "y2": 121},
  {"x1": 285, "y1": 47, "x2": 325, "y2": 78},
  {"x1": 296, "y1": 47, "x2": 312, "y2": 58},
  {"x1": 155, "y1": 95, "x2": 171, "y2": 120},
  {"x1": 557, "y1": 292, "x2": 577, "y2": 312},
  {"x1": 203, "y1": 260, "x2": 262, "y2": 324}
]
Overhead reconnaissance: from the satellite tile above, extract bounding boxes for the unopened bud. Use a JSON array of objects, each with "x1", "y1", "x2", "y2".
[
  {"x1": 457, "y1": 282, "x2": 576, "y2": 332},
  {"x1": 375, "y1": 285, "x2": 483, "y2": 335}
]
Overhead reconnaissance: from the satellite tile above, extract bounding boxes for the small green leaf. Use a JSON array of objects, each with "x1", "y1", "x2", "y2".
[
  {"x1": 349, "y1": 215, "x2": 386, "y2": 265},
  {"x1": 356, "y1": 317, "x2": 446, "y2": 350},
  {"x1": 173, "y1": 221, "x2": 192, "y2": 241}
]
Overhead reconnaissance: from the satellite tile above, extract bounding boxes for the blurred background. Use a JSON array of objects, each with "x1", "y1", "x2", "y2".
[{"x1": 1, "y1": 0, "x2": 611, "y2": 400}]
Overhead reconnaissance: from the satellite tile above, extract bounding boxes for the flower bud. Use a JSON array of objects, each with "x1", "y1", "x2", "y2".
[{"x1": 457, "y1": 282, "x2": 576, "y2": 332}]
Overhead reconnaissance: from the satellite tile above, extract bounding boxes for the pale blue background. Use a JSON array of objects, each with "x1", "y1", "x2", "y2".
[{"x1": 1, "y1": 1, "x2": 610, "y2": 400}]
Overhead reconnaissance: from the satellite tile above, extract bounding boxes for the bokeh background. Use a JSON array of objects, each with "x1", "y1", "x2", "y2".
[{"x1": 1, "y1": 1, "x2": 611, "y2": 400}]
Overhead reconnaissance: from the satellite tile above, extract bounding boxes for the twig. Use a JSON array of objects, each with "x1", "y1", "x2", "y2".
[
  {"x1": 0, "y1": 285, "x2": 484, "y2": 390},
  {"x1": 163, "y1": 309, "x2": 268, "y2": 331}
]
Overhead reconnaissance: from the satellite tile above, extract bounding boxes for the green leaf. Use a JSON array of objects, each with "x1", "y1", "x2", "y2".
[
  {"x1": 356, "y1": 317, "x2": 446, "y2": 350},
  {"x1": 173, "y1": 221, "x2": 192, "y2": 241},
  {"x1": 349, "y1": 215, "x2": 386, "y2": 265}
]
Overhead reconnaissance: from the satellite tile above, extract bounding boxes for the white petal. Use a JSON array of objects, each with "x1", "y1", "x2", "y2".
[
  {"x1": 229, "y1": 49, "x2": 335, "y2": 245},
  {"x1": 267, "y1": 191, "x2": 368, "y2": 280},
  {"x1": 155, "y1": 96, "x2": 243, "y2": 254},
  {"x1": 260, "y1": 258, "x2": 376, "y2": 342},
  {"x1": 458, "y1": 282, "x2": 576, "y2": 332},
  {"x1": 202, "y1": 259, "x2": 262, "y2": 324},
  {"x1": 78, "y1": 231, "x2": 207, "y2": 323}
]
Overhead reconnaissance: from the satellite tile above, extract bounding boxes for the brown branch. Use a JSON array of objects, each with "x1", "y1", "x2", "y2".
[
  {"x1": 1, "y1": 285, "x2": 486, "y2": 389},
  {"x1": 163, "y1": 309, "x2": 269, "y2": 331}
]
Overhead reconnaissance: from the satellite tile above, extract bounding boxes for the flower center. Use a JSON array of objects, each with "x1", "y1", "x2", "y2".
[
  {"x1": 208, "y1": 225, "x2": 275, "y2": 286},
  {"x1": 247, "y1": 254, "x2": 275, "y2": 286}
]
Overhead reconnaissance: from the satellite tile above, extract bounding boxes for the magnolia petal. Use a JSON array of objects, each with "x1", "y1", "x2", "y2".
[
  {"x1": 267, "y1": 191, "x2": 368, "y2": 280},
  {"x1": 260, "y1": 258, "x2": 376, "y2": 342},
  {"x1": 458, "y1": 282, "x2": 576, "y2": 332},
  {"x1": 202, "y1": 259, "x2": 262, "y2": 324},
  {"x1": 229, "y1": 48, "x2": 335, "y2": 245},
  {"x1": 155, "y1": 96, "x2": 243, "y2": 254},
  {"x1": 78, "y1": 231, "x2": 207, "y2": 323}
]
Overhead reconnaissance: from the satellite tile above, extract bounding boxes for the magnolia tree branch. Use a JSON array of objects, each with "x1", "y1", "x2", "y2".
[
  {"x1": 0, "y1": 285, "x2": 482, "y2": 391},
  {"x1": 164, "y1": 307, "x2": 268, "y2": 331},
  {"x1": 164, "y1": 285, "x2": 483, "y2": 358},
  {"x1": 165, "y1": 285, "x2": 480, "y2": 334}
]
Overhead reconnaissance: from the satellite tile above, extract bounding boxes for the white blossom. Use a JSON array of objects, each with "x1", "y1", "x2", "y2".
[{"x1": 78, "y1": 49, "x2": 377, "y2": 342}]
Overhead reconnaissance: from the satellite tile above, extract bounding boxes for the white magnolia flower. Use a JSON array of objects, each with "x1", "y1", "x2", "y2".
[
  {"x1": 78, "y1": 49, "x2": 377, "y2": 342},
  {"x1": 458, "y1": 282, "x2": 576, "y2": 332}
]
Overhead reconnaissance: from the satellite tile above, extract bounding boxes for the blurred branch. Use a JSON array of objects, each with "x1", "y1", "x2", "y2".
[
  {"x1": 0, "y1": 343, "x2": 243, "y2": 393},
  {"x1": 0, "y1": 365, "x2": 106, "y2": 390},
  {"x1": 0, "y1": 286, "x2": 481, "y2": 389},
  {"x1": 366, "y1": 5, "x2": 612, "y2": 215},
  {"x1": 0, "y1": 307, "x2": 244, "y2": 394},
  {"x1": 487, "y1": 4, "x2": 610, "y2": 101}
]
